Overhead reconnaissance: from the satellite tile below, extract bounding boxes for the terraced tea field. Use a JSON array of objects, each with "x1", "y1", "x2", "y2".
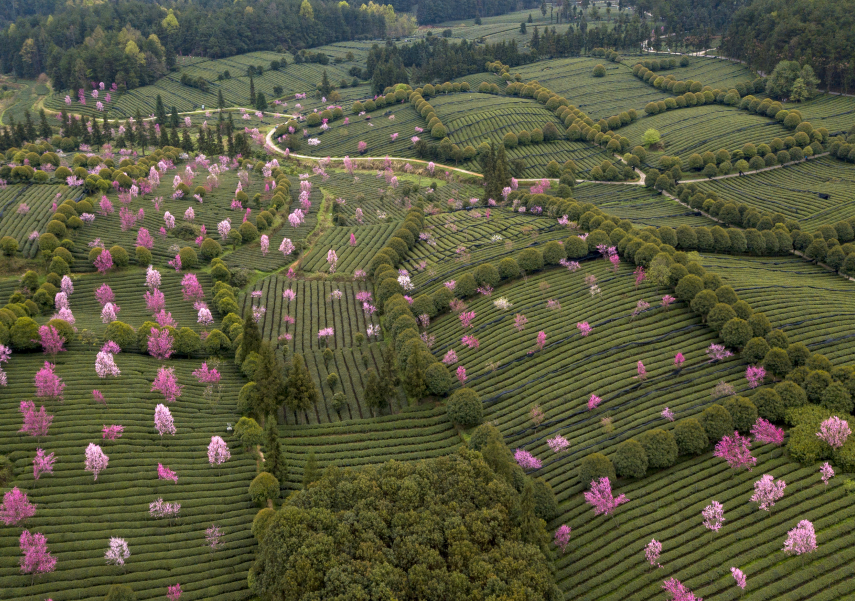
[
  {"x1": 571, "y1": 183, "x2": 721, "y2": 228},
  {"x1": 698, "y1": 254, "x2": 855, "y2": 363},
  {"x1": 0, "y1": 185, "x2": 85, "y2": 259},
  {"x1": 694, "y1": 156, "x2": 855, "y2": 228},
  {"x1": 785, "y1": 94, "x2": 855, "y2": 134},
  {"x1": 509, "y1": 58, "x2": 672, "y2": 119},
  {"x1": 619, "y1": 104, "x2": 791, "y2": 166},
  {"x1": 42, "y1": 46, "x2": 375, "y2": 119},
  {"x1": 0, "y1": 351, "x2": 257, "y2": 601}
]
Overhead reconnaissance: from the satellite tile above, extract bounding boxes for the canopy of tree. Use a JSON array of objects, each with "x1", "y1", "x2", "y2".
[
  {"x1": 249, "y1": 448, "x2": 563, "y2": 601},
  {"x1": 0, "y1": 0, "x2": 386, "y2": 89},
  {"x1": 723, "y1": 0, "x2": 855, "y2": 92}
]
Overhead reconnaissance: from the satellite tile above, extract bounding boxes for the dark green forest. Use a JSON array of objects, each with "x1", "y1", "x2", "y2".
[{"x1": 722, "y1": 0, "x2": 855, "y2": 92}]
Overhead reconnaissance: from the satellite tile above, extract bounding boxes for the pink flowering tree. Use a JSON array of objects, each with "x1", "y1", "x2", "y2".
[
  {"x1": 513, "y1": 314, "x2": 527, "y2": 332},
  {"x1": 34, "y1": 362, "x2": 64, "y2": 401},
  {"x1": 746, "y1": 365, "x2": 766, "y2": 388},
  {"x1": 19, "y1": 400, "x2": 53, "y2": 438},
  {"x1": 95, "y1": 350, "x2": 121, "y2": 378},
  {"x1": 154, "y1": 404, "x2": 177, "y2": 439},
  {"x1": 713, "y1": 431, "x2": 757, "y2": 471},
  {"x1": 577, "y1": 321, "x2": 593, "y2": 336},
  {"x1": 102, "y1": 425, "x2": 124, "y2": 440},
  {"x1": 1, "y1": 487, "x2": 37, "y2": 525},
  {"x1": 750, "y1": 418, "x2": 785, "y2": 446},
  {"x1": 588, "y1": 394, "x2": 602, "y2": 410},
  {"x1": 84, "y1": 443, "x2": 109, "y2": 481},
  {"x1": 731, "y1": 567, "x2": 747, "y2": 590},
  {"x1": 181, "y1": 274, "x2": 204, "y2": 302},
  {"x1": 702, "y1": 500, "x2": 725, "y2": 531},
  {"x1": 645, "y1": 539, "x2": 662, "y2": 568},
  {"x1": 152, "y1": 366, "x2": 183, "y2": 403},
  {"x1": 514, "y1": 449, "x2": 542, "y2": 470},
  {"x1": 816, "y1": 416, "x2": 851, "y2": 449},
  {"x1": 662, "y1": 578, "x2": 701, "y2": 601},
  {"x1": 208, "y1": 436, "x2": 231, "y2": 468},
  {"x1": 751, "y1": 474, "x2": 786, "y2": 511},
  {"x1": 547, "y1": 434, "x2": 569, "y2": 453},
  {"x1": 167, "y1": 583, "x2": 182, "y2": 600},
  {"x1": 260, "y1": 235, "x2": 269, "y2": 256},
  {"x1": 635, "y1": 360, "x2": 646, "y2": 380},
  {"x1": 158, "y1": 463, "x2": 179, "y2": 482},
  {"x1": 662, "y1": 407, "x2": 675, "y2": 421},
  {"x1": 19, "y1": 530, "x2": 56, "y2": 583},
  {"x1": 93, "y1": 248, "x2": 113, "y2": 273},
  {"x1": 554, "y1": 525, "x2": 571, "y2": 554},
  {"x1": 456, "y1": 366, "x2": 466, "y2": 385},
  {"x1": 105, "y1": 536, "x2": 130, "y2": 567},
  {"x1": 674, "y1": 352, "x2": 685, "y2": 369},
  {"x1": 95, "y1": 283, "x2": 115, "y2": 306},
  {"x1": 459, "y1": 311, "x2": 476, "y2": 329},
  {"x1": 535, "y1": 331, "x2": 546, "y2": 351},
  {"x1": 36, "y1": 325, "x2": 66, "y2": 359},
  {"x1": 33, "y1": 448, "x2": 56, "y2": 482},
  {"x1": 584, "y1": 477, "x2": 628, "y2": 516},
  {"x1": 206, "y1": 524, "x2": 223, "y2": 551},
  {"x1": 820, "y1": 462, "x2": 834, "y2": 486},
  {"x1": 783, "y1": 520, "x2": 817, "y2": 555},
  {"x1": 148, "y1": 328, "x2": 174, "y2": 360}
]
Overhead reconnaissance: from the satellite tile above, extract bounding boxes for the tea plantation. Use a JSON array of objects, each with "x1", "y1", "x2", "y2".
[{"x1": 2, "y1": 13, "x2": 855, "y2": 600}]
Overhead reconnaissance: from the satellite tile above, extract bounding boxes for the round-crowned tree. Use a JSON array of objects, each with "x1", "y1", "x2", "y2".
[
  {"x1": 636, "y1": 429, "x2": 678, "y2": 469},
  {"x1": 722, "y1": 397, "x2": 758, "y2": 433},
  {"x1": 699, "y1": 404, "x2": 734, "y2": 442},
  {"x1": 578, "y1": 452, "x2": 615, "y2": 487},
  {"x1": 613, "y1": 439, "x2": 648, "y2": 478},
  {"x1": 674, "y1": 418, "x2": 709, "y2": 456},
  {"x1": 446, "y1": 388, "x2": 482, "y2": 426},
  {"x1": 248, "y1": 472, "x2": 280, "y2": 506}
]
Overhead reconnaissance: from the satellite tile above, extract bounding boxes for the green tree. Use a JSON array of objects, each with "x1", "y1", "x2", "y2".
[
  {"x1": 302, "y1": 450, "x2": 319, "y2": 488},
  {"x1": 285, "y1": 354, "x2": 319, "y2": 413},
  {"x1": 263, "y1": 415, "x2": 287, "y2": 483},
  {"x1": 250, "y1": 451, "x2": 559, "y2": 599},
  {"x1": 253, "y1": 343, "x2": 286, "y2": 419},
  {"x1": 319, "y1": 70, "x2": 333, "y2": 98}
]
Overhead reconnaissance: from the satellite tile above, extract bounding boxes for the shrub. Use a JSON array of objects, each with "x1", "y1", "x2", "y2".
[
  {"x1": 721, "y1": 318, "x2": 753, "y2": 349},
  {"x1": 542, "y1": 241, "x2": 566, "y2": 265},
  {"x1": 103, "y1": 584, "x2": 138, "y2": 601},
  {"x1": 517, "y1": 248, "x2": 544, "y2": 273},
  {"x1": 578, "y1": 453, "x2": 615, "y2": 487},
  {"x1": 804, "y1": 370, "x2": 832, "y2": 402},
  {"x1": 200, "y1": 238, "x2": 222, "y2": 260},
  {"x1": 593, "y1": 64, "x2": 606, "y2": 77},
  {"x1": 763, "y1": 347, "x2": 793, "y2": 378},
  {"x1": 11, "y1": 316, "x2": 39, "y2": 350},
  {"x1": 613, "y1": 439, "x2": 648, "y2": 478},
  {"x1": 503, "y1": 132, "x2": 518, "y2": 148},
  {"x1": 742, "y1": 337, "x2": 771, "y2": 364},
  {"x1": 753, "y1": 388, "x2": 784, "y2": 421},
  {"x1": 425, "y1": 362, "x2": 452, "y2": 395},
  {"x1": 446, "y1": 388, "x2": 482, "y2": 426},
  {"x1": 104, "y1": 321, "x2": 135, "y2": 350},
  {"x1": 498, "y1": 257, "x2": 521, "y2": 279},
  {"x1": 675, "y1": 274, "x2": 704, "y2": 301},
  {"x1": 248, "y1": 472, "x2": 280, "y2": 506},
  {"x1": 473, "y1": 263, "x2": 500, "y2": 287},
  {"x1": 239, "y1": 221, "x2": 258, "y2": 243},
  {"x1": 723, "y1": 397, "x2": 758, "y2": 433},
  {"x1": 637, "y1": 429, "x2": 678, "y2": 469},
  {"x1": 674, "y1": 418, "x2": 709, "y2": 455},
  {"x1": 820, "y1": 382, "x2": 853, "y2": 413},
  {"x1": 235, "y1": 417, "x2": 264, "y2": 448},
  {"x1": 788, "y1": 424, "x2": 829, "y2": 464},
  {"x1": 109, "y1": 245, "x2": 129, "y2": 268},
  {"x1": 700, "y1": 404, "x2": 734, "y2": 442},
  {"x1": 431, "y1": 286, "x2": 454, "y2": 314}
]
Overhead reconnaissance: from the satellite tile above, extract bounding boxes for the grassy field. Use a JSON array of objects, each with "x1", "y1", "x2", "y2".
[{"x1": 693, "y1": 157, "x2": 855, "y2": 228}]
